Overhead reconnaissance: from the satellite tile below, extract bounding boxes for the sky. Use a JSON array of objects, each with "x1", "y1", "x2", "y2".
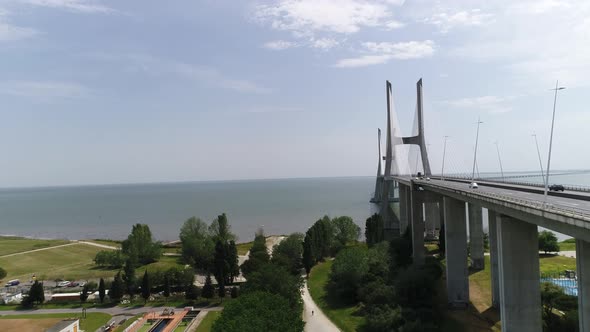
[{"x1": 0, "y1": 0, "x2": 589, "y2": 187}]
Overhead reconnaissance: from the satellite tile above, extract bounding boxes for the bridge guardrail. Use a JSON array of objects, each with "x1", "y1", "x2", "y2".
[
  {"x1": 419, "y1": 180, "x2": 590, "y2": 223},
  {"x1": 441, "y1": 175, "x2": 590, "y2": 193}
]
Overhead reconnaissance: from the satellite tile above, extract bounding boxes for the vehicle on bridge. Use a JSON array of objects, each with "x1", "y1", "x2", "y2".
[
  {"x1": 549, "y1": 184, "x2": 565, "y2": 191},
  {"x1": 469, "y1": 182, "x2": 479, "y2": 189}
]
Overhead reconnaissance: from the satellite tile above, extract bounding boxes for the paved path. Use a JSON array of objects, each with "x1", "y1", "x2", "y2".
[{"x1": 301, "y1": 281, "x2": 340, "y2": 332}]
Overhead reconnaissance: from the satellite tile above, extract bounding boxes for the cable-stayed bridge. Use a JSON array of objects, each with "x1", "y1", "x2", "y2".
[{"x1": 371, "y1": 79, "x2": 590, "y2": 332}]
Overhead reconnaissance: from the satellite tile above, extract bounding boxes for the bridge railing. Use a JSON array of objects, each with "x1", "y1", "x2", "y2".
[
  {"x1": 420, "y1": 181, "x2": 590, "y2": 223},
  {"x1": 440, "y1": 175, "x2": 590, "y2": 193}
]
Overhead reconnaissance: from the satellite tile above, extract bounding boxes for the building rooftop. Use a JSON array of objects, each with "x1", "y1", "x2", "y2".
[{"x1": 46, "y1": 319, "x2": 78, "y2": 332}]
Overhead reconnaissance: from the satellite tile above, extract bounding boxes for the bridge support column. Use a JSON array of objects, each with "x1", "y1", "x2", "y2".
[
  {"x1": 576, "y1": 239, "x2": 590, "y2": 332},
  {"x1": 399, "y1": 184, "x2": 409, "y2": 235},
  {"x1": 497, "y1": 215, "x2": 542, "y2": 332},
  {"x1": 444, "y1": 196, "x2": 469, "y2": 308},
  {"x1": 425, "y1": 202, "x2": 438, "y2": 240},
  {"x1": 410, "y1": 187, "x2": 424, "y2": 265},
  {"x1": 468, "y1": 203, "x2": 485, "y2": 270},
  {"x1": 488, "y1": 210, "x2": 500, "y2": 309}
]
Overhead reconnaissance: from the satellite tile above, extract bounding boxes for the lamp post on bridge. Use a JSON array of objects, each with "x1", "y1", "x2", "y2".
[
  {"x1": 471, "y1": 118, "x2": 483, "y2": 183},
  {"x1": 494, "y1": 141, "x2": 505, "y2": 181},
  {"x1": 441, "y1": 136, "x2": 449, "y2": 181},
  {"x1": 544, "y1": 81, "x2": 566, "y2": 200},
  {"x1": 532, "y1": 133, "x2": 546, "y2": 187}
]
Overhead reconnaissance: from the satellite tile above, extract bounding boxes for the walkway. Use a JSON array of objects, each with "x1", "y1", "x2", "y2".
[{"x1": 301, "y1": 281, "x2": 340, "y2": 332}]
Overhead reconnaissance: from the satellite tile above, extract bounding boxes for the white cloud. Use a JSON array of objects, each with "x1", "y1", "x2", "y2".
[
  {"x1": 20, "y1": 0, "x2": 113, "y2": 13},
  {"x1": 363, "y1": 40, "x2": 435, "y2": 59},
  {"x1": 334, "y1": 54, "x2": 392, "y2": 68},
  {"x1": 0, "y1": 9, "x2": 38, "y2": 41},
  {"x1": 384, "y1": 20, "x2": 404, "y2": 29},
  {"x1": 263, "y1": 40, "x2": 298, "y2": 50},
  {"x1": 424, "y1": 9, "x2": 493, "y2": 33},
  {"x1": 0, "y1": 81, "x2": 90, "y2": 100},
  {"x1": 253, "y1": 0, "x2": 396, "y2": 35},
  {"x1": 335, "y1": 40, "x2": 435, "y2": 68},
  {"x1": 311, "y1": 37, "x2": 339, "y2": 49},
  {"x1": 441, "y1": 95, "x2": 515, "y2": 114}
]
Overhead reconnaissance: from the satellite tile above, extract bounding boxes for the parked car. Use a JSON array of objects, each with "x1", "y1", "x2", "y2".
[
  {"x1": 549, "y1": 184, "x2": 565, "y2": 192},
  {"x1": 57, "y1": 281, "x2": 70, "y2": 287},
  {"x1": 4, "y1": 279, "x2": 19, "y2": 287},
  {"x1": 469, "y1": 182, "x2": 479, "y2": 189},
  {"x1": 67, "y1": 282, "x2": 79, "y2": 287}
]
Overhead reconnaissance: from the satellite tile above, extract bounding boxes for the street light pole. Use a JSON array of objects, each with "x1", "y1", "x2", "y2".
[
  {"x1": 471, "y1": 118, "x2": 483, "y2": 182},
  {"x1": 532, "y1": 133, "x2": 546, "y2": 186},
  {"x1": 494, "y1": 141, "x2": 504, "y2": 181},
  {"x1": 544, "y1": 81, "x2": 566, "y2": 200},
  {"x1": 441, "y1": 136, "x2": 449, "y2": 181}
]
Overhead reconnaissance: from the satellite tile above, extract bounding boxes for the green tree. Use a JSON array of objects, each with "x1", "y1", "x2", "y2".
[
  {"x1": 80, "y1": 284, "x2": 89, "y2": 303},
  {"x1": 179, "y1": 217, "x2": 214, "y2": 270},
  {"x1": 365, "y1": 213, "x2": 384, "y2": 247},
  {"x1": 94, "y1": 250, "x2": 125, "y2": 268},
  {"x1": 541, "y1": 282, "x2": 564, "y2": 329},
  {"x1": 212, "y1": 291, "x2": 305, "y2": 332},
  {"x1": 141, "y1": 270, "x2": 151, "y2": 304},
  {"x1": 389, "y1": 228, "x2": 413, "y2": 272},
  {"x1": 25, "y1": 280, "x2": 45, "y2": 306},
  {"x1": 122, "y1": 258, "x2": 137, "y2": 296},
  {"x1": 272, "y1": 233, "x2": 304, "y2": 275},
  {"x1": 0, "y1": 266, "x2": 7, "y2": 280},
  {"x1": 214, "y1": 240, "x2": 230, "y2": 287},
  {"x1": 163, "y1": 275, "x2": 171, "y2": 302},
  {"x1": 332, "y1": 216, "x2": 360, "y2": 249},
  {"x1": 209, "y1": 213, "x2": 236, "y2": 243},
  {"x1": 328, "y1": 246, "x2": 369, "y2": 304},
  {"x1": 539, "y1": 230, "x2": 560, "y2": 254},
  {"x1": 98, "y1": 278, "x2": 106, "y2": 304},
  {"x1": 241, "y1": 230, "x2": 269, "y2": 277},
  {"x1": 231, "y1": 286, "x2": 239, "y2": 298},
  {"x1": 228, "y1": 241, "x2": 240, "y2": 282},
  {"x1": 109, "y1": 272, "x2": 124, "y2": 302},
  {"x1": 185, "y1": 284, "x2": 200, "y2": 301},
  {"x1": 302, "y1": 233, "x2": 313, "y2": 275},
  {"x1": 202, "y1": 274, "x2": 215, "y2": 300},
  {"x1": 121, "y1": 224, "x2": 162, "y2": 265},
  {"x1": 241, "y1": 263, "x2": 303, "y2": 310}
]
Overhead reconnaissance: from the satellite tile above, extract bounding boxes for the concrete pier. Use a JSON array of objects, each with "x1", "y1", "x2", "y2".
[
  {"x1": 425, "y1": 202, "x2": 438, "y2": 240},
  {"x1": 468, "y1": 203, "x2": 484, "y2": 270},
  {"x1": 399, "y1": 184, "x2": 409, "y2": 234},
  {"x1": 488, "y1": 210, "x2": 500, "y2": 309},
  {"x1": 410, "y1": 188, "x2": 425, "y2": 265},
  {"x1": 444, "y1": 196, "x2": 469, "y2": 308},
  {"x1": 577, "y1": 239, "x2": 590, "y2": 332},
  {"x1": 497, "y1": 215, "x2": 542, "y2": 331}
]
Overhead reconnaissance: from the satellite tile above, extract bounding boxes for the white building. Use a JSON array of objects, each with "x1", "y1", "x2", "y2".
[{"x1": 47, "y1": 319, "x2": 80, "y2": 332}]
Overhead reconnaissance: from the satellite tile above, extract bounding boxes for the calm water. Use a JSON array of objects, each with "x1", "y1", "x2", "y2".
[
  {"x1": 0, "y1": 172, "x2": 587, "y2": 242},
  {"x1": 0, "y1": 177, "x2": 376, "y2": 242}
]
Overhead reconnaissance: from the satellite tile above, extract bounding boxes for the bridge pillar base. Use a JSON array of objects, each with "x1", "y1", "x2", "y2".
[
  {"x1": 497, "y1": 215, "x2": 542, "y2": 332},
  {"x1": 468, "y1": 203, "x2": 485, "y2": 270},
  {"x1": 443, "y1": 196, "x2": 469, "y2": 308},
  {"x1": 577, "y1": 239, "x2": 590, "y2": 332},
  {"x1": 410, "y1": 188, "x2": 425, "y2": 265},
  {"x1": 488, "y1": 211, "x2": 500, "y2": 309}
]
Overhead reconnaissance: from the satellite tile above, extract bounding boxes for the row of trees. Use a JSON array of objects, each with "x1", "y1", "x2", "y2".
[
  {"x1": 303, "y1": 215, "x2": 361, "y2": 274},
  {"x1": 212, "y1": 229, "x2": 305, "y2": 332}
]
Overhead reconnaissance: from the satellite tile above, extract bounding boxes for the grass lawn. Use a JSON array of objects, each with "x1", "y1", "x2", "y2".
[
  {"x1": 235, "y1": 241, "x2": 253, "y2": 255},
  {"x1": 84, "y1": 239, "x2": 122, "y2": 248},
  {"x1": 195, "y1": 311, "x2": 221, "y2": 332},
  {"x1": 559, "y1": 238, "x2": 576, "y2": 251},
  {"x1": 0, "y1": 236, "x2": 70, "y2": 257},
  {"x1": 307, "y1": 260, "x2": 364, "y2": 332},
  {"x1": 0, "y1": 243, "x2": 114, "y2": 281},
  {"x1": 0, "y1": 312, "x2": 111, "y2": 331},
  {"x1": 114, "y1": 314, "x2": 144, "y2": 332},
  {"x1": 539, "y1": 254, "x2": 576, "y2": 273}
]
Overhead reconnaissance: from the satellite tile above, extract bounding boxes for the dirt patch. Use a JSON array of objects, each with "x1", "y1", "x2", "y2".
[{"x1": 1, "y1": 318, "x2": 63, "y2": 332}]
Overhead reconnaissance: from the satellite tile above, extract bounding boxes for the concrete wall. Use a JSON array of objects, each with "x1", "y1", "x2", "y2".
[{"x1": 444, "y1": 196, "x2": 469, "y2": 308}]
